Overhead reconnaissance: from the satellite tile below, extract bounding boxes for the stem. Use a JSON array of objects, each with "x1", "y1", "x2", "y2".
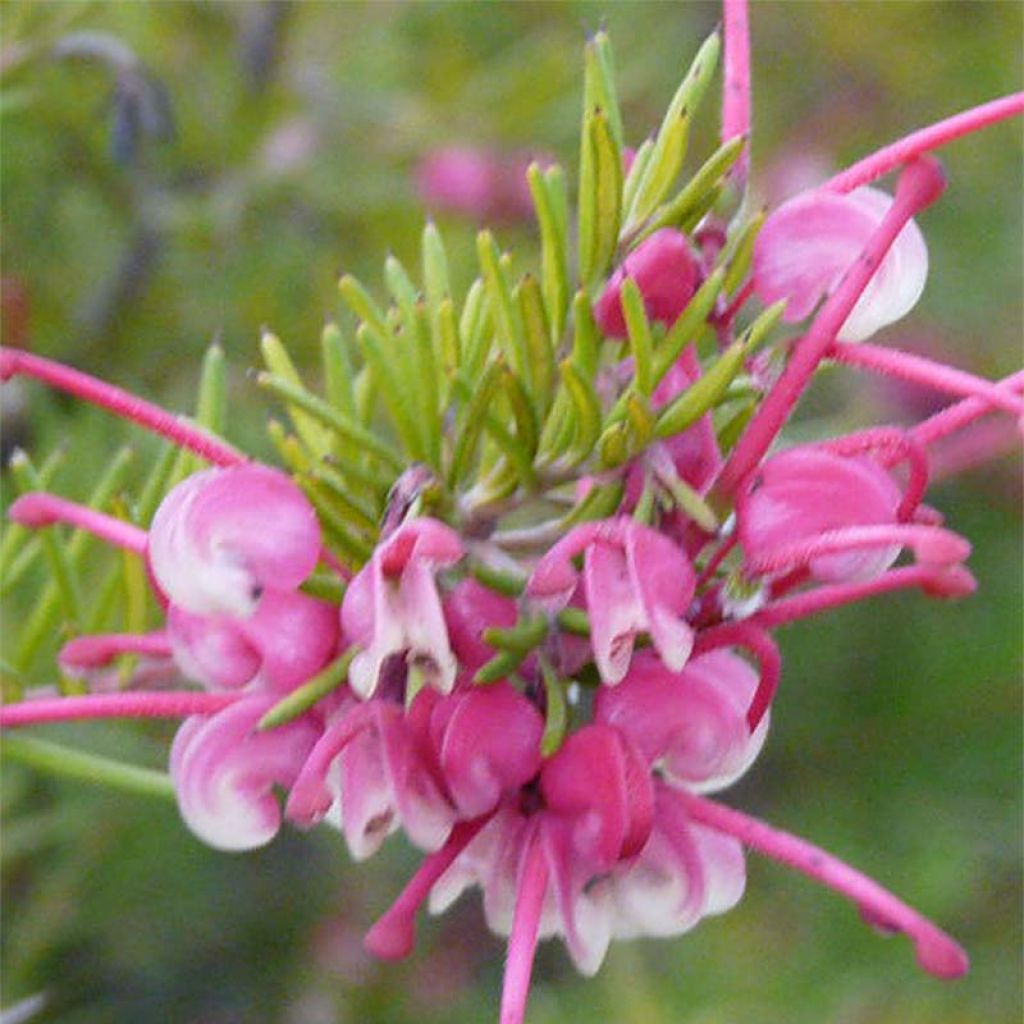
[
  {"x1": 364, "y1": 816, "x2": 490, "y2": 960},
  {"x1": 748, "y1": 563, "x2": 976, "y2": 630},
  {"x1": 824, "y1": 92, "x2": 1024, "y2": 194},
  {"x1": 828, "y1": 341, "x2": 1024, "y2": 420},
  {"x1": 10, "y1": 493, "x2": 148, "y2": 555},
  {"x1": 1, "y1": 348, "x2": 243, "y2": 467},
  {"x1": 692, "y1": 621, "x2": 780, "y2": 731},
  {"x1": 1, "y1": 733, "x2": 176, "y2": 800},
  {"x1": 0, "y1": 691, "x2": 239, "y2": 728},
  {"x1": 500, "y1": 829, "x2": 549, "y2": 1024},
  {"x1": 677, "y1": 791, "x2": 969, "y2": 979},
  {"x1": 717, "y1": 157, "x2": 947, "y2": 496}
]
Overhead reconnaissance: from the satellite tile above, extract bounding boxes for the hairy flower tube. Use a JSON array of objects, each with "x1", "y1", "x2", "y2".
[{"x1": 2, "y1": 4, "x2": 1022, "y2": 1022}]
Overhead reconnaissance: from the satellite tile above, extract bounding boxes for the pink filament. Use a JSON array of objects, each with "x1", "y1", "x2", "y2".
[
  {"x1": 10, "y1": 493, "x2": 148, "y2": 555},
  {"x1": 364, "y1": 816, "x2": 490, "y2": 961},
  {"x1": 500, "y1": 829, "x2": 550, "y2": 1024},
  {"x1": 721, "y1": 0, "x2": 752, "y2": 186},
  {"x1": 678, "y1": 791, "x2": 969, "y2": 979},
  {"x1": 718, "y1": 157, "x2": 947, "y2": 496},
  {"x1": 0, "y1": 691, "x2": 240, "y2": 728},
  {"x1": 827, "y1": 341, "x2": 1024, "y2": 421},
  {"x1": 824, "y1": 92, "x2": 1024, "y2": 195},
  {"x1": 0, "y1": 348, "x2": 243, "y2": 467},
  {"x1": 692, "y1": 621, "x2": 780, "y2": 731},
  {"x1": 748, "y1": 564, "x2": 977, "y2": 630}
]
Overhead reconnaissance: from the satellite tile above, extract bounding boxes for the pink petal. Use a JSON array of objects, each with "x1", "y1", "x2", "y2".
[
  {"x1": 149, "y1": 466, "x2": 321, "y2": 617},
  {"x1": 753, "y1": 185, "x2": 928, "y2": 343},
  {"x1": 170, "y1": 696, "x2": 319, "y2": 851},
  {"x1": 167, "y1": 606, "x2": 262, "y2": 690}
]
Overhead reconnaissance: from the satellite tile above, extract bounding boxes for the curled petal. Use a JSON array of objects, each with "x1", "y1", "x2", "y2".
[
  {"x1": 753, "y1": 186, "x2": 928, "y2": 343},
  {"x1": 596, "y1": 650, "x2": 767, "y2": 792},
  {"x1": 149, "y1": 465, "x2": 321, "y2": 617},
  {"x1": 443, "y1": 578, "x2": 518, "y2": 675},
  {"x1": 433, "y1": 683, "x2": 544, "y2": 818},
  {"x1": 170, "y1": 696, "x2": 319, "y2": 851}
]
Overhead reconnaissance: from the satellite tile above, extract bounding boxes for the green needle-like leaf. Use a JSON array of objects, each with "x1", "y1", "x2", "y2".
[
  {"x1": 261, "y1": 331, "x2": 333, "y2": 459},
  {"x1": 258, "y1": 648, "x2": 357, "y2": 730},
  {"x1": 621, "y1": 277, "x2": 654, "y2": 397}
]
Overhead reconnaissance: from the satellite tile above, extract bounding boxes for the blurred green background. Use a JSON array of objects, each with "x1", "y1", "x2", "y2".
[{"x1": 1, "y1": 2, "x2": 1020, "y2": 1022}]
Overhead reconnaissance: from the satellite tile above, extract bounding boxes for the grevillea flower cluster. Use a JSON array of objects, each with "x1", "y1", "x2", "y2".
[{"x1": 2, "y1": 3, "x2": 1022, "y2": 1021}]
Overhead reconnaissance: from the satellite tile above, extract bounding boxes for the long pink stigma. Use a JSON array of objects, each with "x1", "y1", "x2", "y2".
[
  {"x1": 747, "y1": 523, "x2": 971, "y2": 576},
  {"x1": 821, "y1": 427, "x2": 929, "y2": 521},
  {"x1": 0, "y1": 691, "x2": 240, "y2": 728},
  {"x1": 827, "y1": 341, "x2": 1024, "y2": 421},
  {"x1": 364, "y1": 816, "x2": 490, "y2": 961},
  {"x1": 718, "y1": 157, "x2": 948, "y2": 496},
  {"x1": 500, "y1": 829, "x2": 550, "y2": 1024},
  {"x1": 59, "y1": 631, "x2": 172, "y2": 670},
  {"x1": 0, "y1": 348, "x2": 243, "y2": 467},
  {"x1": 824, "y1": 92, "x2": 1024, "y2": 194},
  {"x1": 692, "y1": 621, "x2": 780, "y2": 731},
  {"x1": 678, "y1": 791, "x2": 969, "y2": 979},
  {"x1": 10, "y1": 493, "x2": 148, "y2": 555},
  {"x1": 749, "y1": 564, "x2": 977, "y2": 630},
  {"x1": 721, "y1": 0, "x2": 751, "y2": 186},
  {"x1": 911, "y1": 370, "x2": 1024, "y2": 450}
]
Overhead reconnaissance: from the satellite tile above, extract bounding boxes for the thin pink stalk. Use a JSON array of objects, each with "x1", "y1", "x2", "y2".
[
  {"x1": 748, "y1": 563, "x2": 976, "y2": 630},
  {"x1": 364, "y1": 816, "x2": 491, "y2": 960},
  {"x1": 10, "y1": 493, "x2": 148, "y2": 555},
  {"x1": 1, "y1": 348, "x2": 243, "y2": 467},
  {"x1": 820, "y1": 427, "x2": 929, "y2": 521},
  {"x1": 828, "y1": 341, "x2": 1024, "y2": 420},
  {"x1": 59, "y1": 631, "x2": 172, "y2": 669},
  {"x1": 500, "y1": 829, "x2": 549, "y2": 1024},
  {"x1": 910, "y1": 370, "x2": 1024, "y2": 450},
  {"x1": 824, "y1": 92, "x2": 1024, "y2": 194},
  {"x1": 696, "y1": 530, "x2": 738, "y2": 590},
  {"x1": 747, "y1": 522, "x2": 970, "y2": 576},
  {"x1": 717, "y1": 157, "x2": 947, "y2": 496},
  {"x1": 721, "y1": 0, "x2": 751, "y2": 187},
  {"x1": 0, "y1": 690, "x2": 240, "y2": 728},
  {"x1": 692, "y1": 621, "x2": 780, "y2": 730},
  {"x1": 677, "y1": 791, "x2": 969, "y2": 979}
]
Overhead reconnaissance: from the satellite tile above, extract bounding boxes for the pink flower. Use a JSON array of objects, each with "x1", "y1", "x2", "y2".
[
  {"x1": 415, "y1": 146, "x2": 546, "y2": 222},
  {"x1": 149, "y1": 465, "x2": 321, "y2": 617},
  {"x1": 737, "y1": 446, "x2": 970, "y2": 584},
  {"x1": 342, "y1": 519, "x2": 464, "y2": 698},
  {"x1": 594, "y1": 228, "x2": 700, "y2": 339},
  {"x1": 170, "y1": 694, "x2": 320, "y2": 851},
  {"x1": 527, "y1": 518, "x2": 696, "y2": 684},
  {"x1": 753, "y1": 185, "x2": 929, "y2": 343},
  {"x1": 443, "y1": 578, "x2": 519, "y2": 676}
]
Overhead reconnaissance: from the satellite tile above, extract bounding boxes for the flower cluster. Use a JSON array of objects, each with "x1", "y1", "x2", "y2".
[{"x1": 2, "y1": 3, "x2": 1021, "y2": 1021}]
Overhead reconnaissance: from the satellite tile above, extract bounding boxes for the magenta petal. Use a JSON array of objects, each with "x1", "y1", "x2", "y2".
[
  {"x1": 585, "y1": 540, "x2": 645, "y2": 685},
  {"x1": 149, "y1": 466, "x2": 321, "y2": 617},
  {"x1": 436, "y1": 684, "x2": 544, "y2": 818},
  {"x1": 169, "y1": 696, "x2": 319, "y2": 851},
  {"x1": 240, "y1": 590, "x2": 340, "y2": 692}
]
